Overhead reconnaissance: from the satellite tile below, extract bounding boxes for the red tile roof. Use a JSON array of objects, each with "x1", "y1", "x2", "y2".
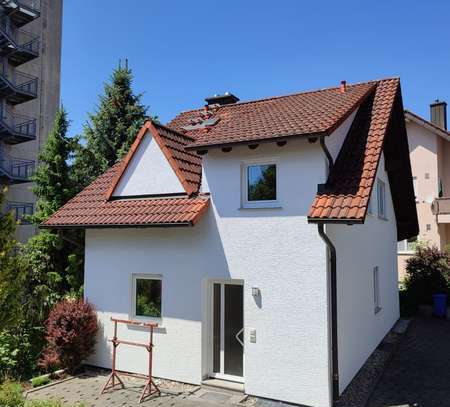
[
  {"x1": 106, "y1": 121, "x2": 202, "y2": 199},
  {"x1": 308, "y1": 78, "x2": 418, "y2": 239},
  {"x1": 168, "y1": 82, "x2": 376, "y2": 149},
  {"x1": 42, "y1": 163, "x2": 209, "y2": 228}
]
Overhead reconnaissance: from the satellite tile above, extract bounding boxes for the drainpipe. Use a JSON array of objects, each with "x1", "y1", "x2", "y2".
[
  {"x1": 318, "y1": 223, "x2": 339, "y2": 406},
  {"x1": 318, "y1": 135, "x2": 339, "y2": 405}
]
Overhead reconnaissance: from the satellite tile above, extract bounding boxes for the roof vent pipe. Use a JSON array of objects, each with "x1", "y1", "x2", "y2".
[
  {"x1": 339, "y1": 80, "x2": 347, "y2": 93},
  {"x1": 430, "y1": 100, "x2": 447, "y2": 130}
]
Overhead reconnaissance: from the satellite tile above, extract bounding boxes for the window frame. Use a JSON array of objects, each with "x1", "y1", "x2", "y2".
[
  {"x1": 377, "y1": 178, "x2": 387, "y2": 220},
  {"x1": 130, "y1": 273, "x2": 163, "y2": 322},
  {"x1": 241, "y1": 158, "x2": 280, "y2": 209},
  {"x1": 373, "y1": 266, "x2": 381, "y2": 314}
]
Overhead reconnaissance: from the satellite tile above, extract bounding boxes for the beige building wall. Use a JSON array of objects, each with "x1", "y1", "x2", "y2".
[
  {"x1": 399, "y1": 115, "x2": 450, "y2": 280},
  {"x1": 1, "y1": 0, "x2": 63, "y2": 242}
]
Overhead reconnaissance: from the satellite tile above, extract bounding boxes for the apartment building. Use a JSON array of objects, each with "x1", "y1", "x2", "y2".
[
  {"x1": 398, "y1": 100, "x2": 450, "y2": 279},
  {"x1": 0, "y1": 0, "x2": 62, "y2": 241}
]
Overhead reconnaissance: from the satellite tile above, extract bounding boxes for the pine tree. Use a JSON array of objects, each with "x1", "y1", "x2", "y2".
[
  {"x1": 31, "y1": 107, "x2": 75, "y2": 224},
  {"x1": 73, "y1": 63, "x2": 148, "y2": 188}
]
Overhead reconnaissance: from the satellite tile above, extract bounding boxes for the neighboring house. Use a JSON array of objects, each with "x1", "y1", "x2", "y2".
[
  {"x1": 0, "y1": 0, "x2": 63, "y2": 242},
  {"x1": 398, "y1": 102, "x2": 450, "y2": 279},
  {"x1": 43, "y1": 78, "x2": 417, "y2": 407}
]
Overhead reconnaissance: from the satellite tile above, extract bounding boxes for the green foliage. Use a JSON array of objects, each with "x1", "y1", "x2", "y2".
[
  {"x1": 0, "y1": 381, "x2": 24, "y2": 407},
  {"x1": 404, "y1": 243, "x2": 450, "y2": 304},
  {"x1": 73, "y1": 64, "x2": 148, "y2": 189},
  {"x1": 31, "y1": 375, "x2": 51, "y2": 388},
  {"x1": 30, "y1": 107, "x2": 75, "y2": 224}
]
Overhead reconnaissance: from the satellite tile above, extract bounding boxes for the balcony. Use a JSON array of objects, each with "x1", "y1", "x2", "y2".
[
  {"x1": 0, "y1": 68, "x2": 38, "y2": 104},
  {"x1": 431, "y1": 197, "x2": 450, "y2": 223},
  {"x1": 0, "y1": 0, "x2": 40, "y2": 28},
  {"x1": 0, "y1": 109, "x2": 36, "y2": 143},
  {"x1": 0, "y1": 20, "x2": 39, "y2": 66},
  {"x1": 0, "y1": 156, "x2": 34, "y2": 183}
]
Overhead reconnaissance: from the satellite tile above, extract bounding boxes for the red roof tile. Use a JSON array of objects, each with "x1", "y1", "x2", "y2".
[
  {"x1": 168, "y1": 82, "x2": 376, "y2": 149},
  {"x1": 42, "y1": 163, "x2": 209, "y2": 228},
  {"x1": 308, "y1": 78, "x2": 404, "y2": 222}
]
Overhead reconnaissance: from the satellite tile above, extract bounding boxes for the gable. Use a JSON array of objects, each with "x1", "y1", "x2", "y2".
[{"x1": 113, "y1": 130, "x2": 185, "y2": 197}]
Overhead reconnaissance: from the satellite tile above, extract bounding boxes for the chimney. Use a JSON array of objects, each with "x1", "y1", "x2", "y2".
[
  {"x1": 205, "y1": 92, "x2": 239, "y2": 106},
  {"x1": 430, "y1": 100, "x2": 447, "y2": 130},
  {"x1": 340, "y1": 80, "x2": 347, "y2": 93}
]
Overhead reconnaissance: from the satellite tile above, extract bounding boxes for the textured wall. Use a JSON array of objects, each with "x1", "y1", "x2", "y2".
[{"x1": 327, "y1": 153, "x2": 399, "y2": 393}]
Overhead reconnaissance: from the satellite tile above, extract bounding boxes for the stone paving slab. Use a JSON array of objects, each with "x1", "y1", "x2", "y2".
[{"x1": 367, "y1": 317, "x2": 450, "y2": 407}]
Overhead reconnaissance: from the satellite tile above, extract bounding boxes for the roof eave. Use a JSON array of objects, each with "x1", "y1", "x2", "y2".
[{"x1": 40, "y1": 221, "x2": 195, "y2": 230}]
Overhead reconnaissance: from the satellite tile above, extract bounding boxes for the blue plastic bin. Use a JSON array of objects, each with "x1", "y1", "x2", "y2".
[{"x1": 432, "y1": 293, "x2": 448, "y2": 318}]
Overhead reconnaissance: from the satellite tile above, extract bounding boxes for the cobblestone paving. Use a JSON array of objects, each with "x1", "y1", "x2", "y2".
[
  {"x1": 367, "y1": 317, "x2": 450, "y2": 407},
  {"x1": 26, "y1": 371, "x2": 231, "y2": 407}
]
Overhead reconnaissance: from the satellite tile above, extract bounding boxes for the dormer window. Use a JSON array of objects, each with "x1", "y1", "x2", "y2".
[{"x1": 242, "y1": 159, "x2": 279, "y2": 208}]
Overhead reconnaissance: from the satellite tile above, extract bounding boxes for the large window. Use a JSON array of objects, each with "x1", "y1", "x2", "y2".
[
  {"x1": 7, "y1": 202, "x2": 33, "y2": 224},
  {"x1": 377, "y1": 179, "x2": 386, "y2": 219},
  {"x1": 242, "y1": 160, "x2": 278, "y2": 208},
  {"x1": 132, "y1": 275, "x2": 162, "y2": 318}
]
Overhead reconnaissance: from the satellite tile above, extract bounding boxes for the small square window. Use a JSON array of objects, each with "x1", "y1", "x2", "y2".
[
  {"x1": 377, "y1": 179, "x2": 386, "y2": 219},
  {"x1": 242, "y1": 160, "x2": 279, "y2": 208},
  {"x1": 426, "y1": 224, "x2": 431, "y2": 232},
  {"x1": 133, "y1": 275, "x2": 162, "y2": 318}
]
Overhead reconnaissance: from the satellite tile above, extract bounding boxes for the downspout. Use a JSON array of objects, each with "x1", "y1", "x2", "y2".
[
  {"x1": 318, "y1": 223, "x2": 339, "y2": 406},
  {"x1": 318, "y1": 135, "x2": 339, "y2": 405}
]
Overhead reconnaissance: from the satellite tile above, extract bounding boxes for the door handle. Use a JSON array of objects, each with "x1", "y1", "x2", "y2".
[{"x1": 235, "y1": 328, "x2": 244, "y2": 347}]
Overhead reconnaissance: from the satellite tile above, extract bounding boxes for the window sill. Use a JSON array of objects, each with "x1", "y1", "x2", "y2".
[
  {"x1": 241, "y1": 201, "x2": 282, "y2": 209},
  {"x1": 129, "y1": 315, "x2": 162, "y2": 326},
  {"x1": 374, "y1": 306, "x2": 382, "y2": 315}
]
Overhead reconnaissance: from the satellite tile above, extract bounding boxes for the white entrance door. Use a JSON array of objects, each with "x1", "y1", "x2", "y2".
[{"x1": 211, "y1": 282, "x2": 244, "y2": 382}]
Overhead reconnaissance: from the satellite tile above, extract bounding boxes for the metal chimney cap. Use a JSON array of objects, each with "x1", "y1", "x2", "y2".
[{"x1": 205, "y1": 93, "x2": 240, "y2": 106}]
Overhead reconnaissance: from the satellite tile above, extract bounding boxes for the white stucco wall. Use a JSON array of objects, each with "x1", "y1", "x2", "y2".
[
  {"x1": 113, "y1": 130, "x2": 184, "y2": 197},
  {"x1": 85, "y1": 139, "x2": 332, "y2": 407},
  {"x1": 327, "y1": 153, "x2": 399, "y2": 393},
  {"x1": 325, "y1": 108, "x2": 358, "y2": 162}
]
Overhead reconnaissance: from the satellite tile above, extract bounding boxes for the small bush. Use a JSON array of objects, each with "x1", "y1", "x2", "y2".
[
  {"x1": 405, "y1": 244, "x2": 450, "y2": 304},
  {"x1": 0, "y1": 381, "x2": 24, "y2": 407},
  {"x1": 39, "y1": 300, "x2": 98, "y2": 374},
  {"x1": 31, "y1": 375, "x2": 51, "y2": 388}
]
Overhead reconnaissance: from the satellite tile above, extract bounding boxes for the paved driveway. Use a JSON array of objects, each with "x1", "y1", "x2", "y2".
[{"x1": 367, "y1": 317, "x2": 450, "y2": 407}]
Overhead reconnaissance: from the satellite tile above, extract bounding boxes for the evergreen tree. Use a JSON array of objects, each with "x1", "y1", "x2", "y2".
[
  {"x1": 31, "y1": 107, "x2": 75, "y2": 224},
  {"x1": 73, "y1": 63, "x2": 148, "y2": 188}
]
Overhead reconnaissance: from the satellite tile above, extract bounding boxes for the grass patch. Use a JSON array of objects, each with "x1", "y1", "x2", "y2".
[{"x1": 31, "y1": 375, "x2": 51, "y2": 388}]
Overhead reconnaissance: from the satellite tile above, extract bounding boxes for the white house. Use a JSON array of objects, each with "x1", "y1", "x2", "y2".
[{"x1": 43, "y1": 78, "x2": 418, "y2": 407}]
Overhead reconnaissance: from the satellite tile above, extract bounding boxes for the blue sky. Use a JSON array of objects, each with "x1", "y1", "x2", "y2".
[{"x1": 62, "y1": 1, "x2": 450, "y2": 136}]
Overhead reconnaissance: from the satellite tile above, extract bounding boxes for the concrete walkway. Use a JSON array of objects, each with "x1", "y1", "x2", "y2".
[{"x1": 367, "y1": 317, "x2": 450, "y2": 407}]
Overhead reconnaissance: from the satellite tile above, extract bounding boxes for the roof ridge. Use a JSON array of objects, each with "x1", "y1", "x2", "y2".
[
  {"x1": 404, "y1": 109, "x2": 450, "y2": 137},
  {"x1": 152, "y1": 120, "x2": 196, "y2": 142},
  {"x1": 172, "y1": 77, "x2": 399, "y2": 117}
]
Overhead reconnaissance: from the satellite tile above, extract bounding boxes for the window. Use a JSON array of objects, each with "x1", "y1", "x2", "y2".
[
  {"x1": 425, "y1": 173, "x2": 430, "y2": 180},
  {"x1": 377, "y1": 179, "x2": 386, "y2": 219},
  {"x1": 426, "y1": 224, "x2": 431, "y2": 232},
  {"x1": 132, "y1": 275, "x2": 162, "y2": 318},
  {"x1": 7, "y1": 202, "x2": 33, "y2": 224},
  {"x1": 373, "y1": 266, "x2": 381, "y2": 314},
  {"x1": 242, "y1": 160, "x2": 278, "y2": 208},
  {"x1": 397, "y1": 236, "x2": 417, "y2": 253}
]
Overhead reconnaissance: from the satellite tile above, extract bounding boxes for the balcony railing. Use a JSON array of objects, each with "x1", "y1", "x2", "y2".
[
  {"x1": 6, "y1": 200, "x2": 33, "y2": 223},
  {"x1": 0, "y1": 68, "x2": 38, "y2": 104},
  {"x1": 0, "y1": 109, "x2": 36, "y2": 143},
  {"x1": 0, "y1": 19, "x2": 39, "y2": 65},
  {"x1": 0, "y1": 0, "x2": 41, "y2": 27},
  {"x1": 0, "y1": 157, "x2": 34, "y2": 182}
]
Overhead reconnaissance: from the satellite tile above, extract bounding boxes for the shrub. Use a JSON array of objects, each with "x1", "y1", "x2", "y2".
[
  {"x1": 26, "y1": 400, "x2": 86, "y2": 407},
  {"x1": 0, "y1": 381, "x2": 24, "y2": 407},
  {"x1": 405, "y1": 244, "x2": 450, "y2": 304},
  {"x1": 31, "y1": 375, "x2": 51, "y2": 388},
  {"x1": 39, "y1": 300, "x2": 98, "y2": 374}
]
